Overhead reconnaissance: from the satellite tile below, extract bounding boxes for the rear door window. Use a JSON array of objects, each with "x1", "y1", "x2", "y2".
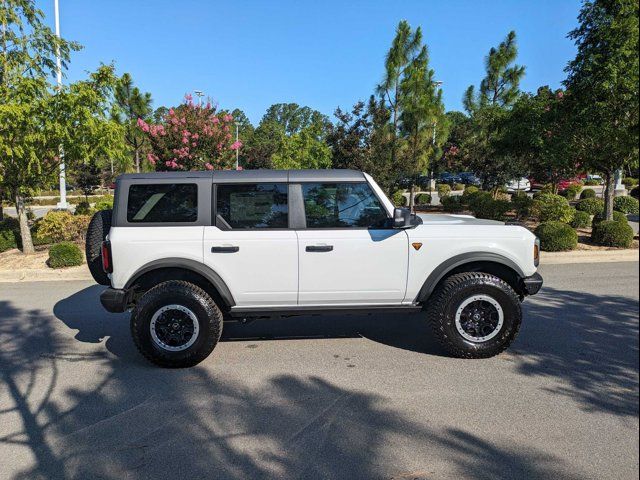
[
  {"x1": 127, "y1": 183, "x2": 198, "y2": 223},
  {"x1": 216, "y1": 183, "x2": 288, "y2": 229}
]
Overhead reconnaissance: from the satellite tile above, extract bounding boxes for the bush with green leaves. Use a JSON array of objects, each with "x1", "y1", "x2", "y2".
[
  {"x1": 468, "y1": 192, "x2": 511, "y2": 221},
  {"x1": 613, "y1": 196, "x2": 639, "y2": 215},
  {"x1": 74, "y1": 201, "x2": 94, "y2": 216},
  {"x1": 36, "y1": 210, "x2": 91, "y2": 243},
  {"x1": 622, "y1": 177, "x2": 638, "y2": 189},
  {"x1": 532, "y1": 193, "x2": 575, "y2": 223},
  {"x1": 562, "y1": 184, "x2": 582, "y2": 200},
  {"x1": 441, "y1": 195, "x2": 464, "y2": 213},
  {"x1": 510, "y1": 192, "x2": 534, "y2": 219},
  {"x1": 436, "y1": 184, "x2": 451, "y2": 198},
  {"x1": 570, "y1": 210, "x2": 591, "y2": 229},
  {"x1": 630, "y1": 186, "x2": 639, "y2": 199},
  {"x1": 592, "y1": 210, "x2": 627, "y2": 228},
  {"x1": 0, "y1": 218, "x2": 20, "y2": 252},
  {"x1": 591, "y1": 220, "x2": 634, "y2": 248},
  {"x1": 461, "y1": 186, "x2": 480, "y2": 205},
  {"x1": 48, "y1": 242, "x2": 84, "y2": 268},
  {"x1": 579, "y1": 188, "x2": 596, "y2": 199},
  {"x1": 534, "y1": 221, "x2": 578, "y2": 251},
  {"x1": 414, "y1": 193, "x2": 431, "y2": 206},
  {"x1": 575, "y1": 197, "x2": 605, "y2": 215},
  {"x1": 453, "y1": 183, "x2": 465, "y2": 191},
  {"x1": 391, "y1": 190, "x2": 406, "y2": 207},
  {"x1": 94, "y1": 199, "x2": 114, "y2": 211}
]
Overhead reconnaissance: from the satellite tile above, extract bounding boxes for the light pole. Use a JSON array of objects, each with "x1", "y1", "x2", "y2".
[
  {"x1": 194, "y1": 90, "x2": 204, "y2": 106},
  {"x1": 235, "y1": 122, "x2": 240, "y2": 170},
  {"x1": 54, "y1": 0, "x2": 68, "y2": 210}
]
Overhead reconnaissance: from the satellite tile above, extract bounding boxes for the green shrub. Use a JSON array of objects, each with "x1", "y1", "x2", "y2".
[
  {"x1": 441, "y1": 195, "x2": 464, "y2": 213},
  {"x1": 453, "y1": 183, "x2": 465, "y2": 191},
  {"x1": 583, "y1": 178, "x2": 600, "y2": 186},
  {"x1": 539, "y1": 184, "x2": 554, "y2": 195},
  {"x1": 437, "y1": 184, "x2": 451, "y2": 198},
  {"x1": 630, "y1": 186, "x2": 639, "y2": 199},
  {"x1": 575, "y1": 197, "x2": 605, "y2": 215},
  {"x1": 468, "y1": 192, "x2": 511, "y2": 221},
  {"x1": 48, "y1": 242, "x2": 84, "y2": 268},
  {"x1": 592, "y1": 210, "x2": 627, "y2": 228},
  {"x1": 414, "y1": 193, "x2": 431, "y2": 206},
  {"x1": 532, "y1": 193, "x2": 575, "y2": 223},
  {"x1": 562, "y1": 184, "x2": 582, "y2": 200},
  {"x1": 570, "y1": 210, "x2": 591, "y2": 229},
  {"x1": 511, "y1": 192, "x2": 534, "y2": 219},
  {"x1": 0, "y1": 218, "x2": 20, "y2": 252},
  {"x1": 36, "y1": 210, "x2": 91, "y2": 243},
  {"x1": 74, "y1": 201, "x2": 94, "y2": 216},
  {"x1": 535, "y1": 221, "x2": 578, "y2": 251},
  {"x1": 94, "y1": 199, "x2": 114, "y2": 211},
  {"x1": 591, "y1": 220, "x2": 634, "y2": 248},
  {"x1": 461, "y1": 186, "x2": 480, "y2": 205},
  {"x1": 391, "y1": 190, "x2": 406, "y2": 207},
  {"x1": 613, "y1": 196, "x2": 639, "y2": 215},
  {"x1": 622, "y1": 177, "x2": 638, "y2": 189},
  {"x1": 580, "y1": 188, "x2": 596, "y2": 199}
]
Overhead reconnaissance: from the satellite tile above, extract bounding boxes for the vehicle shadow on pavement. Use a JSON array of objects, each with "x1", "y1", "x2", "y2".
[
  {"x1": 516, "y1": 286, "x2": 639, "y2": 417},
  {"x1": 1, "y1": 296, "x2": 586, "y2": 480}
]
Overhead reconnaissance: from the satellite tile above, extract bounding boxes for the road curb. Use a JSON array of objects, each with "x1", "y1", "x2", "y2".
[
  {"x1": 0, "y1": 267, "x2": 92, "y2": 283},
  {"x1": 541, "y1": 249, "x2": 639, "y2": 265}
]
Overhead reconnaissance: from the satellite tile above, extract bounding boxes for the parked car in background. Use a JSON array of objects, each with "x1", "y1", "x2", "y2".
[
  {"x1": 458, "y1": 172, "x2": 481, "y2": 186},
  {"x1": 438, "y1": 172, "x2": 461, "y2": 185},
  {"x1": 505, "y1": 178, "x2": 531, "y2": 192},
  {"x1": 586, "y1": 174, "x2": 604, "y2": 184}
]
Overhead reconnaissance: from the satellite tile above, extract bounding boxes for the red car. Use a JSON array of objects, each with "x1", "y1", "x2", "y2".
[{"x1": 530, "y1": 175, "x2": 585, "y2": 192}]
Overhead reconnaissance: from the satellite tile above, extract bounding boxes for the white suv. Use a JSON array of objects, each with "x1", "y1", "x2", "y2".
[{"x1": 86, "y1": 169, "x2": 542, "y2": 367}]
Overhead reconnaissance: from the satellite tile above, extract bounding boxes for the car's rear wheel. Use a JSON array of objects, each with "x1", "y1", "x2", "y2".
[
  {"x1": 131, "y1": 280, "x2": 223, "y2": 368},
  {"x1": 427, "y1": 272, "x2": 522, "y2": 358},
  {"x1": 85, "y1": 209, "x2": 112, "y2": 285}
]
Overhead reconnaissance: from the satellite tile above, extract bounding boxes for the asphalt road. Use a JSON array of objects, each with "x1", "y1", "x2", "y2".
[{"x1": 0, "y1": 262, "x2": 638, "y2": 480}]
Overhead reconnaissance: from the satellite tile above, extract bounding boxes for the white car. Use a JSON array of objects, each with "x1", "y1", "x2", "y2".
[
  {"x1": 505, "y1": 177, "x2": 531, "y2": 192},
  {"x1": 86, "y1": 169, "x2": 542, "y2": 367}
]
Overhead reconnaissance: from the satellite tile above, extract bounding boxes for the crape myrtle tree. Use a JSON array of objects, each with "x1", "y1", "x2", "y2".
[
  {"x1": 564, "y1": 0, "x2": 639, "y2": 220},
  {"x1": 138, "y1": 94, "x2": 241, "y2": 171},
  {"x1": 112, "y1": 72, "x2": 153, "y2": 173},
  {"x1": 462, "y1": 31, "x2": 527, "y2": 191}
]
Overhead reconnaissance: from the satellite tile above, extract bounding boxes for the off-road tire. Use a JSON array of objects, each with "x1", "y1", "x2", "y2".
[
  {"x1": 427, "y1": 272, "x2": 522, "y2": 358},
  {"x1": 131, "y1": 280, "x2": 223, "y2": 368},
  {"x1": 85, "y1": 209, "x2": 112, "y2": 285}
]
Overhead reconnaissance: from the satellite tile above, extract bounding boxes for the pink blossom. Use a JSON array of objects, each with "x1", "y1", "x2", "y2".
[
  {"x1": 182, "y1": 137, "x2": 189, "y2": 144},
  {"x1": 223, "y1": 114, "x2": 233, "y2": 123},
  {"x1": 212, "y1": 117, "x2": 219, "y2": 124},
  {"x1": 205, "y1": 163, "x2": 214, "y2": 170},
  {"x1": 556, "y1": 91, "x2": 564, "y2": 99},
  {"x1": 137, "y1": 118, "x2": 150, "y2": 133},
  {"x1": 230, "y1": 141, "x2": 242, "y2": 150},
  {"x1": 168, "y1": 108, "x2": 175, "y2": 116}
]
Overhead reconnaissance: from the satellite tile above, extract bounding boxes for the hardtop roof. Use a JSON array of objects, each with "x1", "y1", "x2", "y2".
[{"x1": 117, "y1": 169, "x2": 366, "y2": 183}]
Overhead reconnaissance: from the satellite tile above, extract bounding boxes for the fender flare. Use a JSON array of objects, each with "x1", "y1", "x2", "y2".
[
  {"x1": 415, "y1": 252, "x2": 525, "y2": 302},
  {"x1": 124, "y1": 258, "x2": 236, "y2": 307}
]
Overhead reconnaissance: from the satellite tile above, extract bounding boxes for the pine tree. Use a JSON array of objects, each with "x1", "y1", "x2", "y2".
[{"x1": 113, "y1": 73, "x2": 152, "y2": 173}]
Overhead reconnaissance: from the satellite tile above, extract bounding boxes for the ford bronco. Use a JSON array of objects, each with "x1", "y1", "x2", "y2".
[{"x1": 86, "y1": 169, "x2": 542, "y2": 367}]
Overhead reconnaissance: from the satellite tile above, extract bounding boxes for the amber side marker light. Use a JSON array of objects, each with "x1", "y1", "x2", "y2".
[
  {"x1": 534, "y1": 239, "x2": 540, "y2": 267},
  {"x1": 412, "y1": 242, "x2": 423, "y2": 251}
]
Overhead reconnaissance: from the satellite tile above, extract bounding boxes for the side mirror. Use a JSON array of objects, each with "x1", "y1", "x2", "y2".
[{"x1": 393, "y1": 207, "x2": 412, "y2": 229}]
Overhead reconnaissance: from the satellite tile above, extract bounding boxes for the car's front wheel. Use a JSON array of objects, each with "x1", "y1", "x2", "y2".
[
  {"x1": 131, "y1": 280, "x2": 223, "y2": 368},
  {"x1": 427, "y1": 272, "x2": 522, "y2": 358}
]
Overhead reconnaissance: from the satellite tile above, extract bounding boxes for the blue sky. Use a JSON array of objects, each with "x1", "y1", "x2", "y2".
[{"x1": 40, "y1": 0, "x2": 582, "y2": 124}]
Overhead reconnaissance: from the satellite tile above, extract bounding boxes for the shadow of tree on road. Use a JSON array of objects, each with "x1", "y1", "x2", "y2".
[{"x1": 0, "y1": 293, "x2": 591, "y2": 479}]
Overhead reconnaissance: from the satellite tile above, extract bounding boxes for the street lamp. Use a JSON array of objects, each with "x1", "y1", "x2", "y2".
[
  {"x1": 235, "y1": 122, "x2": 240, "y2": 170},
  {"x1": 194, "y1": 90, "x2": 204, "y2": 106},
  {"x1": 54, "y1": 0, "x2": 68, "y2": 210}
]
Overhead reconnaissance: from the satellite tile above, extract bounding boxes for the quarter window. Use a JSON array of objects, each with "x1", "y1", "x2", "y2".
[
  {"x1": 216, "y1": 183, "x2": 288, "y2": 229},
  {"x1": 127, "y1": 184, "x2": 198, "y2": 223},
  {"x1": 302, "y1": 183, "x2": 388, "y2": 228}
]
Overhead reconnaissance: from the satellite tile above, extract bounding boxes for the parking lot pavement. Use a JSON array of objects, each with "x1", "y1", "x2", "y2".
[{"x1": 0, "y1": 262, "x2": 638, "y2": 480}]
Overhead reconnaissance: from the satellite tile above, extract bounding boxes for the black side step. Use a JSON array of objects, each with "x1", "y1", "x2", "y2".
[{"x1": 228, "y1": 304, "x2": 422, "y2": 319}]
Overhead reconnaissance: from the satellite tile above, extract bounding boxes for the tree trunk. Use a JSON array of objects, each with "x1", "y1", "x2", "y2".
[
  {"x1": 135, "y1": 148, "x2": 140, "y2": 173},
  {"x1": 603, "y1": 171, "x2": 615, "y2": 221},
  {"x1": 15, "y1": 194, "x2": 35, "y2": 255}
]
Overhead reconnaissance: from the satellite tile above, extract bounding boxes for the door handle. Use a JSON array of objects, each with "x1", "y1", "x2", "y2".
[
  {"x1": 211, "y1": 246, "x2": 239, "y2": 253},
  {"x1": 306, "y1": 245, "x2": 333, "y2": 252}
]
